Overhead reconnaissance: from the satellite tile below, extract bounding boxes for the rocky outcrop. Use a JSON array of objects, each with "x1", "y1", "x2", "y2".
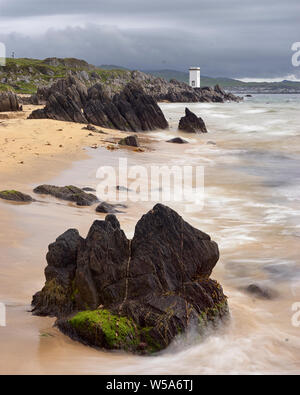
[
  {"x1": 0, "y1": 92, "x2": 22, "y2": 112},
  {"x1": 33, "y1": 185, "x2": 98, "y2": 206},
  {"x1": 29, "y1": 79, "x2": 169, "y2": 132},
  {"x1": 26, "y1": 68, "x2": 242, "y2": 105},
  {"x1": 178, "y1": 108, "x2": 208, "y2": 133},
  {"x1": 129, "y1": 71, "x2": 242, "y2": 103},
  {"x1": 0, "y1": 190, "x2": 34, "y2": 202},
  {"x1": 32, "y1": 204, "x2": 229, "y2": 354},
  {"x1": 35, "y1": 75, "x2": 88, "y2": 106}
]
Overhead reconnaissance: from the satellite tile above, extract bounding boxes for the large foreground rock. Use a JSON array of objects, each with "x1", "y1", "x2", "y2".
[
  {"x1": 32, "y1": 204, "x2": 228, "y2": 354},
  {"x1": 178, "y1": 108, "x2": 208, "y2": 133},
  {"x1": 0, "y1": 92, "x2": 21, "y2": 112},
  {"x1": 29, "y1": 77, "x2": 169, "y2": 132}
]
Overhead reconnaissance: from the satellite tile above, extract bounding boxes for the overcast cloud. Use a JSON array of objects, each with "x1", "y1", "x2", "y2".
[{"x1": 0, "y1": 0, "x2": 299, "y2": 79}]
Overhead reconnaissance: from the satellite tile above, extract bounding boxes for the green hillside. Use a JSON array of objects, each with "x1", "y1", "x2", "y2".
[{"x1": 0, "y1": 57, "x2": 131, "y2": 94}]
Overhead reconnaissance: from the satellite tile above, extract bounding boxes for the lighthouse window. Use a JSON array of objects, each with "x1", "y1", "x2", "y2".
[{"x1": 192, "y1": 81, "x2": 195, "y2": 87}]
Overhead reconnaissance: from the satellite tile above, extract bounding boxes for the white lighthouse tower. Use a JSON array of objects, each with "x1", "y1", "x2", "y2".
[{"x1": 189, "y1": 67, "x2": 200, "y2": 88}]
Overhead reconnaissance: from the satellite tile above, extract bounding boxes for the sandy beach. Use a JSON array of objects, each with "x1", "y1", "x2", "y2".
[{"x1": 0, "y1": 105, "x2": 137, "y2": 186}]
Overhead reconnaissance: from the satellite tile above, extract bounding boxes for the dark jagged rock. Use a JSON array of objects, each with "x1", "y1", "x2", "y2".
[
  {"x1": 95, "y1": 202, "x2": 126, "y2": 214},
  {"x1": 29, "y1": 91, "x2": 88, "y2": 123},
  {"x1": 32, "y1": 229, "x2": 83, "y2": 317},
  {"x1": 115, "y1": 83, "x2": 169, "y2": 131},
  {"x1": 0, "y1": 190, "x2": 34, "y2": 202},
  {"x1": 36, "y1": 75, "x2": 88, "y2": 107},
  {"x1": 29, "y1": 75, "x2": 88, "y2": 123},
  {"x1": 32, "y1": 204, "x2": 229, "y2": 354},
  {"x1": 178, "y1": 108, "x2": 208, "y2": 133},
  {"x1": 166, "y1": 137, "x2": 188, "y2": 144},
  {"x1": 84, "y1": 83, "x2": 130, "y2": 130},
  {"x1": 118, "y1": 135, "x2": 140, "y2": 147},
  {"x1": 33, "y1": 185, "x2": 98, "y2": 206},
  {"x1": 29, "y1": 78, "x2": 169, "y2": 132},
  {"x1": 0, "y1": 92, "x2": 22, "y2": 112}
]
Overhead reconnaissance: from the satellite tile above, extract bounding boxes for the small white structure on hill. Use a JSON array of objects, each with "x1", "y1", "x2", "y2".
[{"x1": 189, "y1": 67, "x2": 200, "y2": 88}]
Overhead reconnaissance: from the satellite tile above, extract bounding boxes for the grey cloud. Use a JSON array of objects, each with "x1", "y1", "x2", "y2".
[{"x1": 0, "y1": 0, "x2": 299, "y2": 78}]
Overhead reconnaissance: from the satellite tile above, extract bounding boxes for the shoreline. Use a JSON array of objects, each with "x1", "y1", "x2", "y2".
[{"x1": 0, "y1": 105, "x2": 135, "y2": 187}]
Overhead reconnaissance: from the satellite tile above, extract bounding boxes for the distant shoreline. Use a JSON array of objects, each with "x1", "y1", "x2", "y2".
[{"x1": 227, "y1": 90, "x2": 300, "y2": 95}]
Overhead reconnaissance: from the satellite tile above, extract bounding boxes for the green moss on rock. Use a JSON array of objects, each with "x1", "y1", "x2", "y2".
[
  {"x1": 198, "y1": 298, "x2": 229, "y2": 331},
  {"x1": 68, "y1": 309, "x2": 140, "y2": 351}
]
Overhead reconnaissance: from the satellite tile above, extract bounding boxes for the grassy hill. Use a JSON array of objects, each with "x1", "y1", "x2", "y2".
[{"x1": 0, "y1": 58, "x2": 131, "y2": 94}]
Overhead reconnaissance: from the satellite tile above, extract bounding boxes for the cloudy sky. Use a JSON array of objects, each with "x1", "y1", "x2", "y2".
[{"x1": 0, "y1": 0, "x2": 299, "y2": 80}]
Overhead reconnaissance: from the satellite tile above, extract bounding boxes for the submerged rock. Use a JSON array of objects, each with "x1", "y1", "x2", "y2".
[
  {"x1": 118, "y1": 135, "x2": 140, "y2": 147},
  {"x1": 166, "y1": 137, "x2": 188, "y2": 144},
  {"x1": 178, "y1": 108, "x2": 208, "y2": 133},
  {"x1": 0, "y1": 190, "x2": 34, "y2": 202},
  {"x1": 95, "y1": 202, "x2": 126, "y2": 214},
  {"x1": 32, "y1": 204, "x2": 229, "y2": 354},
  {"x1": 0, "y1": 92, "x2": 22, "y2": 112},
  {"x1": 33, "y1": 185, "x2": 98, "y2": 206},
  {"x1": 244, "y1": 283, "x2": 277, "y2": 300}
]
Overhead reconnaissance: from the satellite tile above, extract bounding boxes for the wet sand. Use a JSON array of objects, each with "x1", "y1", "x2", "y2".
[
  {"x1": 0, "y1": 104, "x2": 136, "y2": 186},
  {"x1": 0, "y1": 96, "x2": 300, "y2": 374}
]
